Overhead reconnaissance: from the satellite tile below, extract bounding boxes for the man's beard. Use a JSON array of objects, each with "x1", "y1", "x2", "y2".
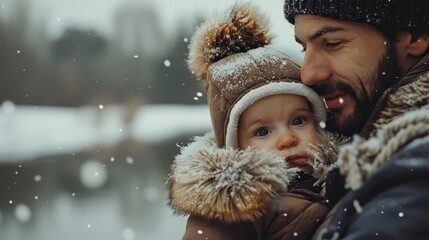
[{"x1": 313, "y1": 41, "x2": 403, "y2": 137}]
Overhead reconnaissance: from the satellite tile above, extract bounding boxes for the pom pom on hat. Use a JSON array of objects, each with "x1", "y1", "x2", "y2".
[{"x1": 187, "y1": 2, "x2": 272, "y2": 90}]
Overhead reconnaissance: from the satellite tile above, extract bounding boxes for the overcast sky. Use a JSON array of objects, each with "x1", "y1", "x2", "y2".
[{"x1": 7, "y1": 0, "x2": 303, "y2": 61}]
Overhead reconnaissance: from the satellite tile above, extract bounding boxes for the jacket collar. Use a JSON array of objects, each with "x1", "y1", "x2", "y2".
[
  {"x1": 338, "y1": 52, "x2": 429, "y2": 190},
  {"x1": 360, "y1": 52, "x2": 429, "y2": 138}
]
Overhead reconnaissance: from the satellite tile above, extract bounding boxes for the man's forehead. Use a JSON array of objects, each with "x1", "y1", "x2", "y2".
[{"x1": 294, "y1": 15, "x2": 361, "y2": 41}]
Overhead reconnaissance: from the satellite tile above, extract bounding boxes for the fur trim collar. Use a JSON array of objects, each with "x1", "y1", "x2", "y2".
[
  {"x1": 338, "y1": 73, "x2": 429, "y2": 190},
  {"x1": 167, "y1": 130, "x2": 344, "y2": 223},
  {"x1": 310, "y1": 130, "x2": 349, "y2": 186},
  {"x1": 167, "y1": 132, "x2": 294, "y2": 223}
]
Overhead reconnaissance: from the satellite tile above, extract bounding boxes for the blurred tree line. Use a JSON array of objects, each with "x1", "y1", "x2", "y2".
[{"x1": 0, "y1": 1, "x2": 205, "y2": 107}]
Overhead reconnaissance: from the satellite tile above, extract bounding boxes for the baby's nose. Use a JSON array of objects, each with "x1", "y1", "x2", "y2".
[{"x1": 276, "y1": 134, "x2": 298, "y2": 150}]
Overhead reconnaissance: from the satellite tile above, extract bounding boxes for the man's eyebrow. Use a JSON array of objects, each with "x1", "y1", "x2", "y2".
[{"x1": 295, "y1": 26, "x2": 345, "y2": 43}]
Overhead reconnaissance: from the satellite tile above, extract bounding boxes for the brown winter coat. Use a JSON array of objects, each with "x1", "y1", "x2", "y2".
[
  {"x1": 167, "y1": 131, "x2": 345, "y2": 240},
  {"x1": 182, "y1": 189, "x2": 329, "y2": 240}
]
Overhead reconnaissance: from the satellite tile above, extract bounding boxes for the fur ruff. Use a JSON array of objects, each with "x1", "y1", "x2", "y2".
[
  {"x1": 309, "y1": 129, "x2": 349, "y2": 186},
  {"x1": 338, "y1": 73, "x2": 429, "y2": 190},
  {"x1": 167, "y1": 133, "x2": 293, "y2": 223},
  {"x1": 167, "y1": 130, "x2": 344, "y2": 223},
  {"x1": 187, "y1": 2, "x2": 271, "y2": 90}
]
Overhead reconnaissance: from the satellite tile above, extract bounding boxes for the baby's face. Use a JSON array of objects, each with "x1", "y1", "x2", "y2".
[{"x1": 238, "y1": 94, "x2": 319, "y2": 173}]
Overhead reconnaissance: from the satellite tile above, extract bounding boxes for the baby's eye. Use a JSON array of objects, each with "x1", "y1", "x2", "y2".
[
  {"x1": 255, "y1": 128, "x2": 270, "y2": 137},
  {"x1": 292, "y1": 117, "x2": 306, "y2": 126}
]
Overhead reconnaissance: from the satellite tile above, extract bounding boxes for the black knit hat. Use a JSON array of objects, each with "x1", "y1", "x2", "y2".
[{"x1": 284, "y1": 0, "x2": 429, "y2": 36}]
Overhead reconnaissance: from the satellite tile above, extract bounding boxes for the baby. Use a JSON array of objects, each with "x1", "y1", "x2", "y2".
[
  {"x1": 238, "y1": 90, "x2": 321, "y2": 174},
  {"x1": 167, "y1": 3, "x2": 346, "y2": 239}
]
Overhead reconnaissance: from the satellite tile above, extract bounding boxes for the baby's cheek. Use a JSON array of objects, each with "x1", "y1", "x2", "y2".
[{"x1": 308, "y1": 131, "x2": 321, "y2": 146}]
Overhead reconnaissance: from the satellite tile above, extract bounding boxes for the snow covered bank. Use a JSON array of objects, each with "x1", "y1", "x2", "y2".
[{"x1": 0, "y1": 104, "x2": 211, "y2": 161}]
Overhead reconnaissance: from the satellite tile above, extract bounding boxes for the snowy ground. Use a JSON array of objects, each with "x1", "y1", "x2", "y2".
[{"x1": 0, "y1": 104, "x2": 211, "y2": 161}]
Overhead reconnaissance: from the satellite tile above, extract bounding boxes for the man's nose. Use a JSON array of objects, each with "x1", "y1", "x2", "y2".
[
  {"x1": 301, "y1": 48, "x2": 332, "y2": 86},
  {"x1": 276, "y1": 134, "x2": 298, "y2": 150}
]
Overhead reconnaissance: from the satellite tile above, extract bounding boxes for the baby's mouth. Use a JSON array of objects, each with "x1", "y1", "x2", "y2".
[{"x1": 285, "y1": 155, "x2": 308, "y2": 168}]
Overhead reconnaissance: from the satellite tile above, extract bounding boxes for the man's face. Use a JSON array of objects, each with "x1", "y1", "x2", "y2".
[{"x1": 294, "y1": 15, "x2": 402, "y2": 136}]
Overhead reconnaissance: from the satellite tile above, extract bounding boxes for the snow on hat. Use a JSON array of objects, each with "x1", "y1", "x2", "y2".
[
  {"x1": 284, "y1": 0, "x2": 429, "y2": 37},
  {"x1": 188, "y1": 2, "x2": 327, "y2": 148}
]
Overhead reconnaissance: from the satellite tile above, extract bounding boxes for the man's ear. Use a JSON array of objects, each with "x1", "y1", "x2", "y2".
[
  {"x1": 396, "y1": 32, "x2": 429, "y2": 71},
  {"x1": 406, "y1": 33, "x2": 429, "y2": 57}
]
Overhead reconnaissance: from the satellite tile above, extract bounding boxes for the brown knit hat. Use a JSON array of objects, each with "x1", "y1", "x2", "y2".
[{"x1": 188, "y1": 2, "x2": 327, "y2": 148}]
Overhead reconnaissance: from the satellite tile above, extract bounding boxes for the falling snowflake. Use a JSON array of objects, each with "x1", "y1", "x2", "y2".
[
  {"x1": 79, "y1": 160, "x2": 107, "y2": 189},
  {"x1": 15, "y1": 204, "x2": 31, "y2": 223},
  {"x1": 164, "y1": 60, "x2": 171, "y2": 67},
  {"x1": 126, "y1": 156, "x2": 134, "y2": 164},
  {"x1": 34, "y1": 175, "x2": 42, "y2": 182},
  {"x1": 2, "y1": 100, "x2": 15, "y2": 113},
  {"x1": 353, "y1": 199, "x2": 363, "y2": 213}
]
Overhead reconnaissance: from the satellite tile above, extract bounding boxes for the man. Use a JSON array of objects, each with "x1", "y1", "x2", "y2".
[{"x1": 283, "y1": 0, "x2": 429, "y2": 239}]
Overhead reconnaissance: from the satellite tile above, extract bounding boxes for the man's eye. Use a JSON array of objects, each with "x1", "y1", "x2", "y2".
[
  {"x1": 255, "y1": 128, "x2": 270, "y2": 137},
  {"x1": 326, "y1": 41, "x2": 342, "y2": 49},
  {"x1": 292, "y1": 117, "x2": 306, "y2": 126}
]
